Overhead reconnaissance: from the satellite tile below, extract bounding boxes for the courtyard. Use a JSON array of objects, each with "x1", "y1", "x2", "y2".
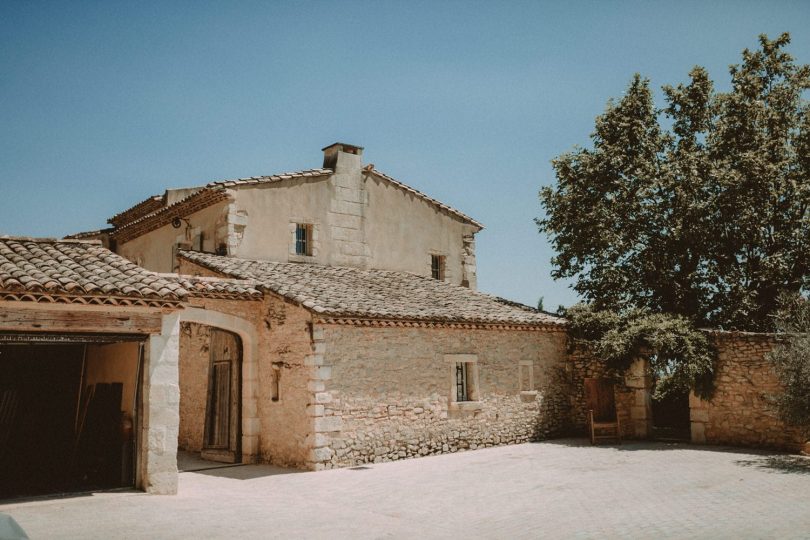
[{"x1": 2, "y1": 439, "x2": 809, "y2": 539}]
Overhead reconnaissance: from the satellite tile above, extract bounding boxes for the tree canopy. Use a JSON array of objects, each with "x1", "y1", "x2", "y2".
[
  {"x1": 768, "y1": 294, "x2": 810, "y2": 433},
  {"x1": 538, "y1": 33, "x2": 810, "y2": 331}
]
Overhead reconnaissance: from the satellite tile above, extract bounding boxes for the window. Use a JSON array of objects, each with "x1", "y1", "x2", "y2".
[
  {"x1": 444, "y1": 354, "x2": 479, "y2": 408},
  {"x1": 271, "y1": 364, "x2": 280, "y2": 402},
  {"x1": 431, "y1": 254, "x2": 445, "y2": 280},
  {"x1": 455, "y1": 362, "x2": 470, "y2": 401},
  {"x1": 295, "y1": 224, "x2": 312, "y2": 256}
]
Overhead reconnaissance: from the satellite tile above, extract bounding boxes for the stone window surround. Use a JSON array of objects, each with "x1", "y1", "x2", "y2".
[
  {"x1": 519, "y1": 360, "x2": 538, "y2": 402},
  {"x1": 288, "y1": 219, "x2": 320, "y2": 263},
  {"x1": 444, "y1": 353, "x2": 481, "y2": 414},
  {"x1": 429, "y1": 250, "x2": 452, "y2": 283}
]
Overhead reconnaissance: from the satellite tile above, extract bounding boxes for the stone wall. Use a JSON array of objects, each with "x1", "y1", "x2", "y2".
[
  {"x1": 178, "y1": 259, "x2": 318, "y2": 468},
  {"x1": 567, "y1": 349, "x2": 646, "y2": 439},
  {"x1": 569, "y1": 333, "x2": 808, "y2": 452},
  {"x1": 691, "y1": 332, "x2": 805, "y2": 451},
  {"x1": 310, "y1": 324, "x2": 569, "y2": 469}
]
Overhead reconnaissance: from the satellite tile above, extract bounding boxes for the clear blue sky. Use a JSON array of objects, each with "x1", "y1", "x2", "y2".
[{"x1": 2, "y1": 1, "x2": 809, "y2": 309}]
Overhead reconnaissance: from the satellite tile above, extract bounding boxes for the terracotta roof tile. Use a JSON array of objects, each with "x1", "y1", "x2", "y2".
[
  {"x1": 0, "y1": 237, "x2": 185, "y2": 302},
  {"x1": 161, "y1": 274, "x2": 262, "y2": 300},
  {"x1": 0, "y1": 238, "x2": 264, "y2": 304},
  {"x1": 178, "y1": 251, "x2": 564, "y2": 327}
]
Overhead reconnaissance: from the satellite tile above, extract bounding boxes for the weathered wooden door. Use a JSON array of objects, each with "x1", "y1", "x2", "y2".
[
  {"x1": 202, "y1": 329, "x2": 241, "y2": 463},
  {"x1": 584, "y1": 378, "x2": 616, "y2": 422}
]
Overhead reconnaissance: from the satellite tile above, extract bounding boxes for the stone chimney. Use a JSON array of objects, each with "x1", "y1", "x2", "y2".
[
  {"x1": 323, "y1": 142, "x2": 370, "y2": 269},
  {"x1": 322, "y1": 142, "x2": 363, "y2": 172}
]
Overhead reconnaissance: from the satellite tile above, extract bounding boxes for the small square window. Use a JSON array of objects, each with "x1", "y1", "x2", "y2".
[
  {"x1": 431, "y1": 254, "x2": 445, "y2": 280},
  {"x1": 295, "y1": 224, "x2": 313, "y2": 256}
]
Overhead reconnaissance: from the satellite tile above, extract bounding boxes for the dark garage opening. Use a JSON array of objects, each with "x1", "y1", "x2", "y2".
[{"x1": 0, "y1": 337, "x2": 142, "y2": 499}]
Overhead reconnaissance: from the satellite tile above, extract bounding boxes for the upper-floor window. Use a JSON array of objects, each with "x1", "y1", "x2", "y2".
[
  {"x1": 295, "y1": 224, "x2": 313, "y2": 256},
  {"x1": 431, "y1": 254, "x2": 445, "y2": 280}
]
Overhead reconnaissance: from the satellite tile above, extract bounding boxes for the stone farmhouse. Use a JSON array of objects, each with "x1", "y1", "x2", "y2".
[
  {"x1": 0, "y1": 143, "x2": 569, "y2": 500},
  {"x1": 1, "y1": 142, "x2": 805, "y2": 500}
]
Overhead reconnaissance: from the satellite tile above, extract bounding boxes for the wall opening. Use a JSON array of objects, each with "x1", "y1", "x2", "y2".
[
  {"x1": 650, "y1": 358, "x2": 691, "y2": 441},
  {"x1": 0, "y1": 337, "x2": 142, "y2": 500},
  {"x1": 178, "y1": 324, "x2": 242, "y2": 467}
]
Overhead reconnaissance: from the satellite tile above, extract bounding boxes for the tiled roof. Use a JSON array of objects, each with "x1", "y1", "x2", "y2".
[
  {"x1": 178, "y1": 251, "x2": 564, "y2": 327},
  {"x1": 64, "y1": 228, "x2": 114, "y2": 240},
  {"x1": 111, "y1": 188, "x2": 230, "y2": 243},
  {"x1": 162, "y1": 274, "x2": 262, "y2": 300},
  {"x1": 0, "y1": 237, "x2": 185, "y2": 306},
  {"x1": 110, "y1": 169, "x2": 333, "y2": 243},
  {"x1": 108, "y1": 195, "x2": 164, "y2": 227},
  {"x1": 0, "y1": 237, "x2": 263, "y2": 307},
  {"x1": 205, "y1": 168, "x2": 333, "y2": 189},
  {"x1": 367, "y1": 169, "x2": 484, "y2": 230}
]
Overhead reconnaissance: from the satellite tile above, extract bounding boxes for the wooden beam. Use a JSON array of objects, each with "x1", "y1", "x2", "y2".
[{"x1": 0, "y1": 307, "x2": 162, "y2": 334}]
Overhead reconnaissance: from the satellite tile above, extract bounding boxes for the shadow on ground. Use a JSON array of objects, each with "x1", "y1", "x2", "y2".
[
  {"x1": 189, "y1": 464, "x2": 302, "y2": 480},
  {"x1": 734, "y1": 454, "x2": 810, "y2": 475}
]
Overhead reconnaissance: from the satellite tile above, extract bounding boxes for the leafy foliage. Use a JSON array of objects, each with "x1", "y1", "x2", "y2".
[
  {"x1": 538, "y1": 33, "x2": 810, "y2": 331},
  {"x1": 768, "y1": 294, "x2": 810, "y2": 433},
  {"x1": 566, "y1": 304, "x2": 715, "y2": 399}
]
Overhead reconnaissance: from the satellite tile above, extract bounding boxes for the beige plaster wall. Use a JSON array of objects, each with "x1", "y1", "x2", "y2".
[
  {"x1": 364, "y1": 174, "x2": 476, "y2": 285},
  {"x1": 311, "y1": 325, "x2": 569, "y2": 468},
  {"x1": 85, "y1": 341, "x2": 140, "y2": 419},
  {"x1": 117, "y1": 201, "x2": 230, "y2": 272},
  {"x1": 230, "y1": 176, "x2": 333, "y2": 265}
]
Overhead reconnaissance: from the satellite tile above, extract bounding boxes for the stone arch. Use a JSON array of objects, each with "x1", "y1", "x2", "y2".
[{"x1": 179, "y1": 307, "x2": 260, "y2": 463}]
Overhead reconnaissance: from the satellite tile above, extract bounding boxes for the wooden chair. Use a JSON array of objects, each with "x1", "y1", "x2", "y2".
[{"x1": 584, "y1": 378, "x2": 621, "y2": 444}]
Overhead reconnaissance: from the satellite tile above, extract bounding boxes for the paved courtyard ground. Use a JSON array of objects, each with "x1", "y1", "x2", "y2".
[{"x1": 3, "y1": 439, "x2": 810, "y2": 539}]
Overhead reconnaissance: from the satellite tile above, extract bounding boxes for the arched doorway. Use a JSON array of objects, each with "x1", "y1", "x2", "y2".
[{"x1": 178, "y1": 324, "x2": 244, "y2": 465}]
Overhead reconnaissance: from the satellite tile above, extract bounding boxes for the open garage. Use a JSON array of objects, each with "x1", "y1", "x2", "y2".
[{"x1": 0, "y1": 237, "x2": 186, "y2": 498}]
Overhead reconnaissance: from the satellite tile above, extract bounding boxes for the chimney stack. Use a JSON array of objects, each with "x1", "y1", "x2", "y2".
[{"x1": 322, "y1": 142, "x2": 363, "y2": 172}]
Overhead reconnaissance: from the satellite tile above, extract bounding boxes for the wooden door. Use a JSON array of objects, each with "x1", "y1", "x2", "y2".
[
  {"x1": 584, "y1": 378, "x2": 616, "y2": 422},
  {"x1": 202, "y1": 329, "x2": 241, "y2": 463}
]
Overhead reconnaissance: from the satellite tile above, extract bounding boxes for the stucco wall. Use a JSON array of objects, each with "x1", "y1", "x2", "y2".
[
  {"x1": 230, "y1": 176, "x2": 334, "y2": 265},
  {"x1": 364, "y1": 174, "x2": 477, "y2": 286},
  {"x1": 311, "y1": 325, "x2": 569, "y2": 468},
  {"x1": 117, "y1": 201, "x2": 229, "y2": 272},
  {"x1": 85, "y1": 341, "x2": 140, "y2": 418}
]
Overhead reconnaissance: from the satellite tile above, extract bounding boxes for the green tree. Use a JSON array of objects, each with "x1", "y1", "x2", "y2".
[
  {"x1": 768, "y1": 294, "x2": 810, "y2": 433},
  {"x1": 538, "y1": 33, "x2": 810, "y2": 331}
]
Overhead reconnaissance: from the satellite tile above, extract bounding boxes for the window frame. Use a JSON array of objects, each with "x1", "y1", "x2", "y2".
[
  {"x1": 444, "y1": 354, "x2": 481, "y2": 414},
  {"x1": 431, "y1": 254, "x2": 446, "y2": 280},
  {"x1": 295, "y1": 223, "x2": 312, "y2": 256}
]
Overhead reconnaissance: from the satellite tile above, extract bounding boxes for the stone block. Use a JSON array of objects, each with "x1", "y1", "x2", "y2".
[
  {"x1": 690, "y1": 408, "x2": 709, "y2": 423},
  {"x1": 306, "y1": 404, "x2": 325, "y2": 417},
  {"x1": 691, "y1": 422, "x2": 706, "y2": 443},
  {"x1": 314, "y1": 366, "x2": 332, "y2": 380},
  {"x1": 308, "y1": 380, "x2": 326, "y2": 392},
  {"x1": 315, "y1": 392, "x2": 333, "y2": 404},
  {"x1": 314, "y1": 415, "x2": 343, "y2": 433}
]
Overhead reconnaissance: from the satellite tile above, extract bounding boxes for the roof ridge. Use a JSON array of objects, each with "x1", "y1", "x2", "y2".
[
  {"x1": 1, "y1": 235, "x2": 103, "y2": 245},
  {"x1": 205, "y1": 168, "x2": 333, "y2": 188}
]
